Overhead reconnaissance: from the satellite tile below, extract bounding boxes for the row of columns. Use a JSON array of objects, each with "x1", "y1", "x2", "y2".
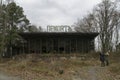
[{"x1": 22, "y1": 38, "x2": 94, "y2": 54}]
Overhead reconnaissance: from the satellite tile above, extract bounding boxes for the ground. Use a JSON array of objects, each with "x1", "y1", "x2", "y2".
[
  {"x1": 0, "y1": 53, "x2": 120, "y2": 80},
  {"x1": 0, "y1": 71, "x2": 21, "y2": 80}
]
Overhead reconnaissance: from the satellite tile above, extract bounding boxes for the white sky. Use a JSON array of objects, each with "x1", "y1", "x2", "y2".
[{"x1": 15, "y1": 0, "x2": 101, "y2": 29}]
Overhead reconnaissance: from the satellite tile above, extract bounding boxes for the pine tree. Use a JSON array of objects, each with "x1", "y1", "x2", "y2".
[{"x1": 0, "y1": 1, "x2": 30, "y2": 57}]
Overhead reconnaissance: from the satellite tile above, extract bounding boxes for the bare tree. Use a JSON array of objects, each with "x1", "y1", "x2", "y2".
[
  {"x1": 74, "y1": 13, "x2": 98, "y2": 32},
  {"x1": 93, "y1": 0, "x2": 120, "y2": 52},
  {"x1": 74, "y1": 0, "x2": 120, "y2": 52},
  {"x1": 113, "y1": 11, "x2": 120, "y2": 50},
  {"x1": 27, "y1": 24, "x2": 43, "y2": 32},
  {"x1": 39, "y1": 26, "x2": 43, "y2": 32}
]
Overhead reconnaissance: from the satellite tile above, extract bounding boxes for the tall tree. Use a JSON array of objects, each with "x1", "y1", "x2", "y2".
[
  {"x1": 0, "y1": 0, "x2": 7, "y2": 57},
  {"x1": 93, "y1": 0, "x2": 120, "y2": 52},
  {"x1": 74, "y1": 0, "x2": 120, "y2": 52},
  {"x1": 7, "y1": 1, "x2": 30, "y2": 57},
  {"x1": 0, "y1": 1, "x2": 30, "y2": 57}
]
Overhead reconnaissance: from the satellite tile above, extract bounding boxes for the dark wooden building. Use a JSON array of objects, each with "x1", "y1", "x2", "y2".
[{"x1": 18, "y1": 32, "x2": 98, "y2": 54}]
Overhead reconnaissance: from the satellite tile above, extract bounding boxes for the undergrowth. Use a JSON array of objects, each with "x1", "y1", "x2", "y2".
[{"x1": 0, "y1": 52, "x2": 120, "y2": 79}]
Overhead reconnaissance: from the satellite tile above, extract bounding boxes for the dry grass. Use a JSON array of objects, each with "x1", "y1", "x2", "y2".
[
  {"x1": 0, "y1": 53, "x2": 95, "y2": 79},
  {"x1": 108, "y1": 53, "x2": 120, "y2": 76},
  {"x1": 0, "y1": 52, "x2": 120, "y2": 80}
]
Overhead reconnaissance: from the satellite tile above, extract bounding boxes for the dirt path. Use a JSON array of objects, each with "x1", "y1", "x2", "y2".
[
  {"x1": 72, "y1": 66, "x2": 115, "y2": 80},
  {"x1": 88, "y1": 66, "x2": 114, "y2": 80},
  {"x1": 0, "y1": 71, "x2": 21, "y2": 80}
]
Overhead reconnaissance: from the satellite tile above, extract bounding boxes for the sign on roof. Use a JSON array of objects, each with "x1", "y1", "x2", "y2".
[{"x1": 47, "y1": 25, "x2": 72, "y2": 32}]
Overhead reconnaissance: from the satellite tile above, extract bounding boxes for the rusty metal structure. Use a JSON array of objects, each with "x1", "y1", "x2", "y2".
[{"x1": 17, "y1": 32, "x2": 98, "y2": 54}]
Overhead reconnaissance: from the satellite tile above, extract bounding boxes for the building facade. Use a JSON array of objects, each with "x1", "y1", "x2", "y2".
[{"x1": 16, "y1": 32, "x2": 98, "y2": 54}]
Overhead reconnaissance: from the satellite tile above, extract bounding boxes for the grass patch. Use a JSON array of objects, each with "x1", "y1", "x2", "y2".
[
  {"x1": 0, "y1": 53, "x2": 120, "y2": 80},
  {"x1": 108, "y1": 52, "x2": 120, "y2": 76},
  {"x1": 109, "y1": 65, "x2": 120, "y2": 74}
]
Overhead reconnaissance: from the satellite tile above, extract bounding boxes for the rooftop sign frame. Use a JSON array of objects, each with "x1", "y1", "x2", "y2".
[{"x1": 47, "y1": 25, "x2": 72, "y2": 32}]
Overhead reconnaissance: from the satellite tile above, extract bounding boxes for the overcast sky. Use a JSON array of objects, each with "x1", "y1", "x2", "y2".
[{"x1": 15, "y1": 0, "x2": 101, "y2": 29}]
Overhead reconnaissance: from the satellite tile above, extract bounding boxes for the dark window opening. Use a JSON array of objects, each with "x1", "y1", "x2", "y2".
[
  {"x1": 42, "y1": 47, "x2": 46, "y2": 53},
  {"x1": 59, "y1": 47, "x2": 64, "y2": 53}
]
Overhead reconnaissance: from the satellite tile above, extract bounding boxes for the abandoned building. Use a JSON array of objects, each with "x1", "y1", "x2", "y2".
[{"x1": 15, "y1": 32, "x2": 99, "y2": 54}]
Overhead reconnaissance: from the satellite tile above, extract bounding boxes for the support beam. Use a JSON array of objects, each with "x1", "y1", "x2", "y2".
[{"x1": 28, "y1": 39, "x2": 30, "y2": 54}]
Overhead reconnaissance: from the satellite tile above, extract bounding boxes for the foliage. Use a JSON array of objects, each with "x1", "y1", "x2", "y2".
[{"x1": 0, "y1": 1, "x2": 30, "y2": 57}]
